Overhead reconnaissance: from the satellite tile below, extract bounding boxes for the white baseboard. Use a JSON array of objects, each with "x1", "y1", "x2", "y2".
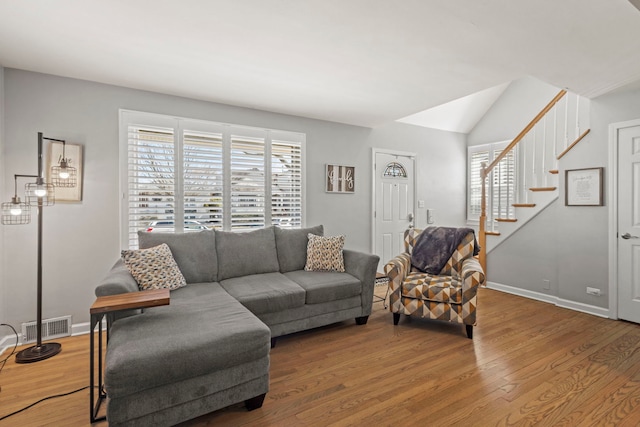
[
  {"x1": 1, "y1": 319, "x2": 106, "y2": 357},
  {"x1": 0, "y1": 332, "x2": 19, "y2": 358},
  {"x1": 486, "y1": 281, "x2": 610, "y2": 319},
  {"x1": 71, "y1": 321, "x2": 96, "y2": 337}
]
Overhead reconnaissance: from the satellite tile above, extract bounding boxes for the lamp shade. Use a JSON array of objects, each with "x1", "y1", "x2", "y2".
[
  {"x1": 1, "y1": 197, "x2": 31, "y2": 225},
  {"x1": 25, "y1": 180, "x2": 55, "y2": 206},
  {"x1": 51, "y1": 160, "x2": 77, "y2": 187}
]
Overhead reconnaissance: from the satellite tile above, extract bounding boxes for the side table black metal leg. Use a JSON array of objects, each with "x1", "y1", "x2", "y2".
[
  {"x1": 383, "y1": 285, "x2": 390, "y2": 309},
  {"x1": 90, "y1": 314, "x2": 94, "y2": 422},
  {"x1": 90, "y1": 313, "x2": 106, "y2": 423},
  {"x1": 373, "y1": 276, "x2": 391, "y2": 308}
]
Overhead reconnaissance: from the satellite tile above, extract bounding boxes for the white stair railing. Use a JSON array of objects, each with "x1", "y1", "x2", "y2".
[{"x1": 479, "y1": 89, "x2": 591, "y2": 273}]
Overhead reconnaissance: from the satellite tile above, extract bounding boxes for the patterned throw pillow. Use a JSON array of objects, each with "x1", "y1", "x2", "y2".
[
  {"x1": 304, "y1": 234, "x2": 345, "y2": 272},
  {"x1": 121, "y1": 243, "x2": 187, "y2": 291}
]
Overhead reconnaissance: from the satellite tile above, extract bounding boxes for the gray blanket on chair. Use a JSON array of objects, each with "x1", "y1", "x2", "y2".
[{"x1": 411, "y1": 227, "x2": 479, "y2": 275}]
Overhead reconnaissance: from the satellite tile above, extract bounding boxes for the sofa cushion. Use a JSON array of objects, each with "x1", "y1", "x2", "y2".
[
  {"x1": 215, "y1": 227, "x2": 280, "y2": 280},
  {"x1": 220, "y1": 272, "x2": 305, "y2": 315},
  {"x1": 105, "y1": 283, "x2": 271, "y2": 397},
  {"x1": 121, "y1": 243, "x2": 187, "y2": 291},
  {"x1": 284, "y1": 270, "x2": 361, "y2": 304},
  {"x1": 305, "y1": 234, "x2": 345, "y2": 272},
  {"x1": 138, "y1": 230, "x2": 217, "y2": 283},
  {"x1": 274, "y1": 225, "x2": 324, "y2": 273}
]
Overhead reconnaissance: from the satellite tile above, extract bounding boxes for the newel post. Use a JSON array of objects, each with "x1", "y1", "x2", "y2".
[{"x1": 479, "y1": 162, "x2": 488, "y2": 275}]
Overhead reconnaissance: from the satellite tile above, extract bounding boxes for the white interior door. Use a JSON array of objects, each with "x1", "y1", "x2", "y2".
[
  {"x1": 373, "y1": 151, "x2": 415, "y2": 272},
  {"x1": 618, "y1": 123, "x2": 640, "y2": 323}
]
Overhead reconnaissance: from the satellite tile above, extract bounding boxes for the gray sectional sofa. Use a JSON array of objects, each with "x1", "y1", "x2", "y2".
[{"x1": 95, "y1": 225, "x2": 379, "y2": 426}]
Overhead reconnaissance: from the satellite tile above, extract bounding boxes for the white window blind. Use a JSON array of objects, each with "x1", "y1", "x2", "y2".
[
  {"x1": 183, "y1": 130, "x2": 224, "y2": 230},
  {"x1": 120, "y1": 111, "x2": 305, "y2": 249},
  {"x1": 230, "y1": 136, "x2": 266, "y2": 230},
  {"x1": 491, "y1": 149, "x2": 516, "y2": 220},
  {"x1": 272, "y1": 139, "x2": 302, "y2": 228},
  {"x1": 126, "y1": 126, "x2": 175, "y2": 249},
  {"x1": 468, "y1": 150, "x2": 490, "y2": 219},
  {"x1": 467, "y1": 141, "x2": 516, "y2": 223}
]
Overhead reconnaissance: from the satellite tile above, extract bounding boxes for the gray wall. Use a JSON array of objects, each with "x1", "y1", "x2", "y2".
[
  {"x1": 468, "y1": 76, "x2": 560, "y2": 147},
  {"x1": 473, "y1": 76, "x2": 640, "y2": 310},
  {"x1": 0, "y1": 69, "x2": 466, "y2": 330}
]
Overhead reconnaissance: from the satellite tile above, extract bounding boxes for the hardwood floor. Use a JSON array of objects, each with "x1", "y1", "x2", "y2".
[{"x1": 1, "y1": 287, "x2": 639, "y2": 426}]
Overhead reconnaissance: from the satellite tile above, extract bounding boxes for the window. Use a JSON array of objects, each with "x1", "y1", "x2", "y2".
[
  {"x1": 383, "y1": 162, "x2": 407, "y2": 178},
  {"x1": 121, "y1": 111, "x2": 305, "y2": 248},
  {"x1": 467, "y1": 141, "x2": 517, "y2": 223}
]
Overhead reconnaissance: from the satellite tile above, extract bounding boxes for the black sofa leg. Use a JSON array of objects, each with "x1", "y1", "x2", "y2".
[
  {"x1": 245, "y1": 393, "x2": 266, "y2": 411},
  {"x1": 393, "y1": 313, "x2": 400, "y2": 325},
  {"x1": 465, "y1": 324, "x2": 473, "y2": 339},
  {"x1": 355, "y1": 316, "x2": 369, "y2": 325},
  {"x1": 270, "y1": 337, "x2": 277, "y2": 348}
]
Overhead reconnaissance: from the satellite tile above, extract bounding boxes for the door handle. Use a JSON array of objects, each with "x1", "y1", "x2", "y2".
[
  {"x1": 621, "y1": 232, "x2": 640, "y2": 239},
  {"x1": 408, "y1": 212, "x2": 414, "y2": 228}
]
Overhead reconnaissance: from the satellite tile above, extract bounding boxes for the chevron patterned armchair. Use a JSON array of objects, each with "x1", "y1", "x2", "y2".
[{"x1": 383, "y1": 228, "x2": 485, "y2": 339}]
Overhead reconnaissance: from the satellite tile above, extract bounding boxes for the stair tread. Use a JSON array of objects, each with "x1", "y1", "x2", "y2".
[
  {"x1": 513, "y1": 203, "x2": 536, "y2": 207},
  {"x1": 495, "y1": 218, "x2": 518, "y2": 222},
  {"x1": 549, "y1": 169, "x2": 559, "y2": 174},
  {"x1": 485, "y1": 231, "x2": 501, "y2": 236},
  {"x1": 529, "y1": 186, "x2": 557, "y2": 192}
]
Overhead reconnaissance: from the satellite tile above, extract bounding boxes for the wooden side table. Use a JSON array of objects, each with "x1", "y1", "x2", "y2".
[{"x1": 89, "y1": 289, "x2": 170, "y2": 422}]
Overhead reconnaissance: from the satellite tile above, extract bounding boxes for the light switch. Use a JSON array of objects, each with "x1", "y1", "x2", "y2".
[
  {"x1": 427, "y1": 209, "x2": 435, "y2": 224},
  {"x1": 418, "y1": 200, "x2": 425, "y2": 208}
]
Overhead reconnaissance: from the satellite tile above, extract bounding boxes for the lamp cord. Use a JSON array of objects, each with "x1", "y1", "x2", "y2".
[
  {"x1": 0, "y1": 385, "x2": 92, "y2": 421},
  {"x1": 0, "y1": 323, "x2": 19, "y2": 390},
  {"x1": 0, "y1": 324, "x2": 93, "y2": 422}
]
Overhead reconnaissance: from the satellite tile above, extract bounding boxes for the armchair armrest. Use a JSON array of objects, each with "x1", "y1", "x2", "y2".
[
  {"x1": 460, "y1": 257, "x2": 485, "y2": 292},
  {"x1": 384, "y1": 252, "x2": 411, "y2": 312},
  {"x1": 459, "y1": 257, "x2": 484, "y2": 327}
]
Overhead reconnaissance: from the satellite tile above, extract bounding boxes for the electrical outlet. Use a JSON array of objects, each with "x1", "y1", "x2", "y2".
[
  {"x1": 543, "y1": 279, "x2": 550, "y2": 290},
  {"x1": 586, "y1": 287, "x2": 601, "y2": 296}
]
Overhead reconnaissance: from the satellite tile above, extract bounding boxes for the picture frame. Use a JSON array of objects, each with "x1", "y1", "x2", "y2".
[
  {"x1": 565, "y1": 167, "x2": 603, "y2": 206},
  {"x1": 326, "y1": 164, "x2": 355, "y2": 193},
  {"x1": 47, "y1": 142, "x2": 83, "y2": 202}
]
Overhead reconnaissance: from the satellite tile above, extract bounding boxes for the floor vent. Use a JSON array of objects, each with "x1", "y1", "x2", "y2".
[{"x1": 21, "y1": 315, "x2": 72, "y2": 343}]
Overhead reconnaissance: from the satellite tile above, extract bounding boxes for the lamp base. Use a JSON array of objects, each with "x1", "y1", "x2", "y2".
[{"x1": 15, "y1": 342, "x2": 62, "y2": 363}]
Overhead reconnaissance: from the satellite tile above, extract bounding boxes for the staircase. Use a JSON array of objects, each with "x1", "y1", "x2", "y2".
[{"x1": 478, "y1": 89, "x2": 591, "y2": 269}]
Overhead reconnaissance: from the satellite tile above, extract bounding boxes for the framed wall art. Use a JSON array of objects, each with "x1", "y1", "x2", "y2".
[
  {"x1": 326, "y1": 164, "x2": 355, "y2": 193},
  {"x1": 565, "y1": 167, "x2": 603, "y2": 206}
]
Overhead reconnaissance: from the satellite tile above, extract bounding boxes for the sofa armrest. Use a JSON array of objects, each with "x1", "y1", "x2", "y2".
[
  {"x1": 343, "y1": 249, "x2": 380, "y2": 316},
  {"x1": 96, "y1": 259, "x2": 139, "y2": 297},
  {"x1": 95, "y1": 259, "x2": 141, "y2": 324},
  {"x1": 384, "y1": 253, "x2": 411, "y2": 312}
]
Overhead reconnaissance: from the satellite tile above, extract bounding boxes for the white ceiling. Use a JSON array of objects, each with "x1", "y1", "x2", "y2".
[{"x1": 1, "y1": 0, "x2": 640, "y2": 129}]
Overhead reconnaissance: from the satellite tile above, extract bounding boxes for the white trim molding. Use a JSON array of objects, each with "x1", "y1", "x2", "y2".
[
  {"x1": 608, "y1": 118, "x2": 640, "y2": 320},
  {"x1": 1, "y1": 319, "x2": 107, "y2": 357},
  {"x1": 487, "y1": 281, "x2": 610, "y2": 319},
  {"x1": 370, "y1": 148, "x2": 417, "y2": 255}
]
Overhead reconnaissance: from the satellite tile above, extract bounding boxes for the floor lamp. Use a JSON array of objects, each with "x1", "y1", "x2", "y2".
[{"x1": 1, "y1": 132, "x2": 77, "y2": 363}]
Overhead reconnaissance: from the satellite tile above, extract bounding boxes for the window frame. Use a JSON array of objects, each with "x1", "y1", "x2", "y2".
[{"x1": 119, "y1": 110, "x2": 306, "y2": 249}]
